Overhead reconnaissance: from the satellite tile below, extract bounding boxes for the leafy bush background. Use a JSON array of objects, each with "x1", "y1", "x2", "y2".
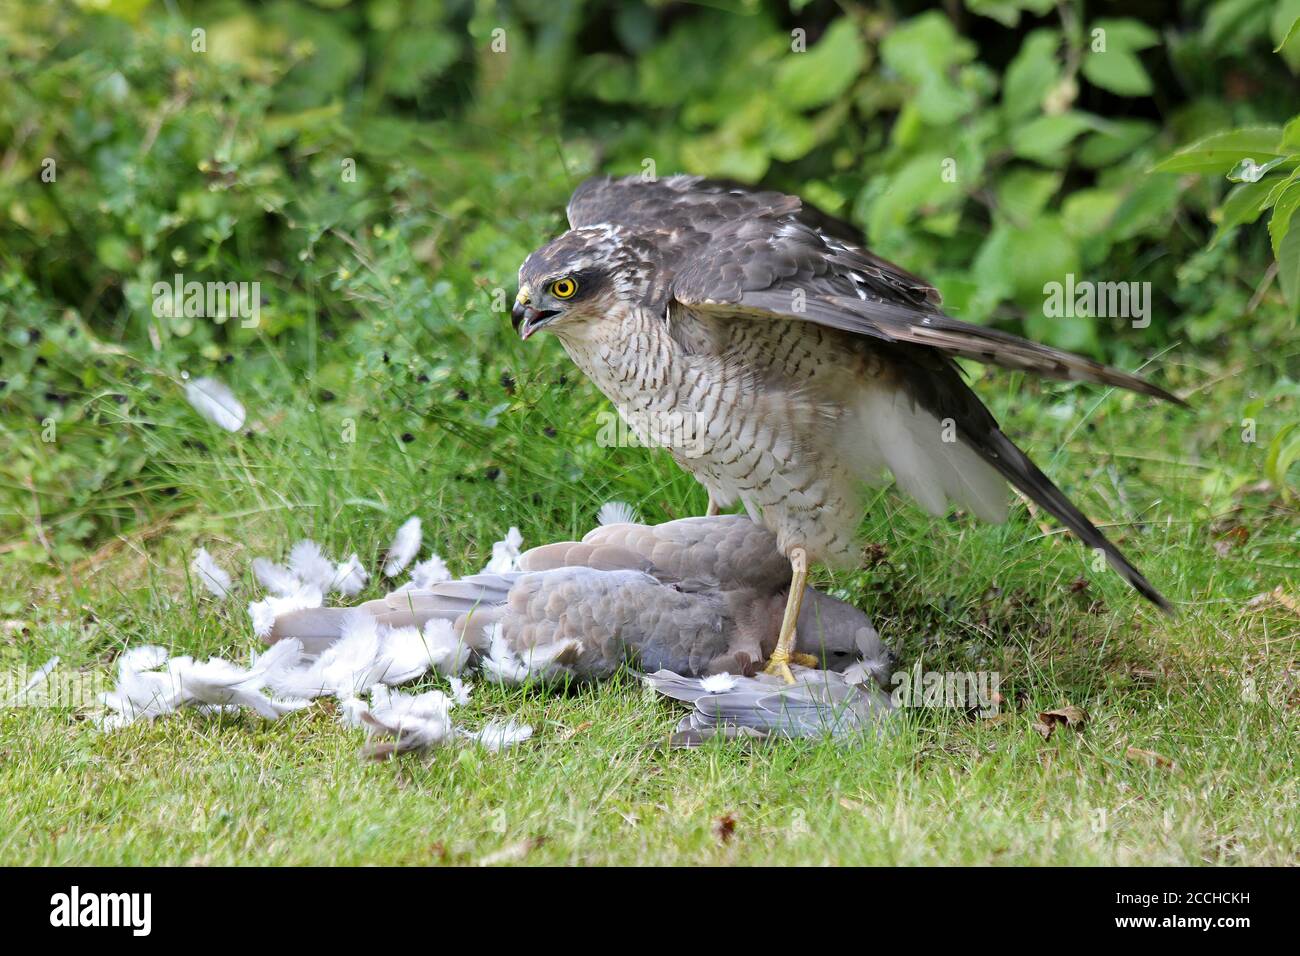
[{"x1": 1, "y1": 0, "x2": 1298, "y2": 564}]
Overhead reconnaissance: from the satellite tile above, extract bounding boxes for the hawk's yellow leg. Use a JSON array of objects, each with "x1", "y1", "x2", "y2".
[
  {"x1": 705, "y1": 496, "x2": 721, "y2": 517},
  {"x1": 763, "y1": 546, "x2": 818, "y2": 684}
]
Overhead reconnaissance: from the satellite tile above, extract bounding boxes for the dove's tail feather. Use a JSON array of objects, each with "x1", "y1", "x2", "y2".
[{"x1": 268, "y1": 577, "x2": 517, "y2": 655}]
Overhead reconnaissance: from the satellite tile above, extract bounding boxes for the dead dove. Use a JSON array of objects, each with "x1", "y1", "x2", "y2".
[{"x1": 266, "y1": 515, "x2": 894, "y2": 682}]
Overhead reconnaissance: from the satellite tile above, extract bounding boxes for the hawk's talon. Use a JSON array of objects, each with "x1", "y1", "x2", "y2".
[{"x1": 763, "y1": 654, "x2": 797, "y2": 684}]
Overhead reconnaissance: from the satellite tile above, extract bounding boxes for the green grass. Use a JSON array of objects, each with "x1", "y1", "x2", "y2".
[{"x1": 1, "y1": 341, "x2": 1297, "y2": 866}]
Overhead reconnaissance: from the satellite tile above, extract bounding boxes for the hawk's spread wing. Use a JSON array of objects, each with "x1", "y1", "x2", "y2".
[
  {"x1": 567, "y1": 175, "x2": 1177, "y2": 611},
  {"x1": 567, "y1": 175, "x2": 1184, "y2": 406}
]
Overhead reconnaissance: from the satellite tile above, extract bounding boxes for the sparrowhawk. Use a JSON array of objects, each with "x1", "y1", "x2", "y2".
[{"x1": 512, "y1": 175, "x2": 1183, "y2": 682}]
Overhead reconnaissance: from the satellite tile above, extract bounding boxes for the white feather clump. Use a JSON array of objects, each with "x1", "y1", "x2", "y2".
[
  {"x1": 175, "y1": 641, "x2": 310, "y2": 719},
  {"x1": 466, "y1": 720, "x2": 533, "y2": 752},
  {"x1": 191, "y1": 548, "x2": 233, "y2": 599},
  {"x1": 252, "y1": 556, "x2": 301, "y2": 597},
  {"x1": 384, "y1": 517, "x2": 422, "y2": 577},
  {"x1": 480, "y1": 624, "x2": 581, "y2": 686},
  {"x1": 357, "y1": 685, "x2": 456, "y2": 756},
  {"x1": 407, "y1": 554, "x2": 451, "y2": 588},
  {"x1": 699, "y1": 672, "x2": 737, "y2": 693},
  {"x1": 270, "y1": 612, "x2": 387, "y2": 699},
  {"x1": 446, "y1": 676, "x2": 472, "y2": 706},
  {"x1": 97, "y1": 642, "x2": 308, "y2": 729},
  {"x1": 250, "y1": 540, "x2": 370, "y2": 609},
  {"x1": 184, "y1": 376, "x2": 246, "y2": 432},
  {"x1": 482, "y1": 526, "x2": 523, "y2": 573},
  {"x1": 597, "y1": 501, "x2": 638, "y2": 526},
  {"x1": 288, "y1": 540, "x2": 337, "y2": 593},
  {"x1": 331, "y1": 553, "x2": 369, "y2": 597}
]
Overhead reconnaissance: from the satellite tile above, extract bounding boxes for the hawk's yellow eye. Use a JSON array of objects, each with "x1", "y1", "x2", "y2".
[{"x1": 550, "y1": 277, "x2": 577, "y2": 299}]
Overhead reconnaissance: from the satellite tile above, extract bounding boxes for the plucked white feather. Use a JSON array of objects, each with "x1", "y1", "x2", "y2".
[
  {"x1": 384, "y1": 517, "x2": 422, "y2": 577},
  {"x1": 4, "y1": 656, "x2": 59, "y2": 706},
  {"x1": 252, "y1": 557, "x2": 301, "y2": 597},
  {"x1": 331, "y1": 553, "x2": 370, "y2": 596},
  {"x1": 482, "y1": 526, "x2": 523, "y2": 573},
  {"x1": 479, "y1": 624, "x2": 581, "y2": 685},
  {"x1": 191, "y1": 548, "x2": 233, "y2": 599},
  {"x1": 596, "y1": 500, "x2": 639, "y2": 526},
  {"x1": 360, "y1": 685, "x2": 456, "y2": 754},
  {"x1": 466, "y1": 719, "x2": 533, "y2": 752},
  {"x1": 288, "y1": 540, "x2": 337, "y2": 593},
  {"x1": 699, "y1": 672, "x2": 737, "y2": 693},
  {"x1": 407, "y1": 554, "x2": 451, "y2": 588},
  {"x1": 184, "y1": 376, "x2": 246, "y2": 432}
]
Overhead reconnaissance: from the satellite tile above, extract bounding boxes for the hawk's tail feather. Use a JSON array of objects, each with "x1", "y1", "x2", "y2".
[{"x1": 970, "y1": 426, "x2": 1172, "y2": 612}]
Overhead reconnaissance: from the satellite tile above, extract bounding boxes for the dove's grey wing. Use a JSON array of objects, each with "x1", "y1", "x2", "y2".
[
  {"x1": 517, "y1": 541, "x2": 655, "y2": 575},
  {"x1": 499, "y1": 567, "x2": 733, "y2": 678},
  {"x1": 645, "y1": 669, "x2": 895, "y2": 747},
  {"x1": 580, "y1": 514, "x2": 791, "y2": 592}
]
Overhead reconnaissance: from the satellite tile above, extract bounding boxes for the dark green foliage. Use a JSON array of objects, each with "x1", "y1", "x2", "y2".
[{"x1": 0, "y1": 0, "x2": 1296, "y2": 559}]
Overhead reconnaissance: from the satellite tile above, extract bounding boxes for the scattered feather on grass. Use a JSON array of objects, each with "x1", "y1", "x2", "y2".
[
  {"x1": 482, "y1": 526, "x2": 523, "y2": 573},
  {"x1": 184, "y1": 376, "x2": 246, "y2": 432},
  {"x1": 466, "y1": 719, "x2": 533, "y2": 752},
  {"x1": 384, "y1": 517, "x2": 422, "y2": 577},
  {"x1": 191, "y1": 548, "x2": 234, "y2": 599}
]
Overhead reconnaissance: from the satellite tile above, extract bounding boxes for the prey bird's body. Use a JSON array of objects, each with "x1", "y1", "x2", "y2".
[{"x1": 513, "y1": 176, "x2": 1183, "y2": 678}]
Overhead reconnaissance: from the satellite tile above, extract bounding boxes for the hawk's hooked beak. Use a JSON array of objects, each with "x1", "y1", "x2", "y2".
[{"x1": 511, "y1": 288, "x2": 559, "y2": 341}]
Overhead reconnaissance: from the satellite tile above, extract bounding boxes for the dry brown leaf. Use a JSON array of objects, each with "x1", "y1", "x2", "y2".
[
  {"x1": 713, "y1": 812, "x2": 737, "y2": 844},
  {"x1": 1125, "y1": 746, "x2": 1177, "y2": 771},
  {"x1": 1034, "y1": 705, "x2": 1088, "y2": 739}
]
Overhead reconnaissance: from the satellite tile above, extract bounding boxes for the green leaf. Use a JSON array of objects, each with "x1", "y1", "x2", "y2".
[
  {"x1": 966, "y1": 0, "x2": 1056, "y2": 30},
  {"x1": 1003, "y1": 215, "x2": 1082, "y2": 308},
  {"x1": 1271, "y1": 0, "x2": 1300, "y2": 69},
  {"x1": 1108, "y1": 176, "x2": 1185, "y2": 240},
  {"x1": 1010, "y1": 112, "x2": 1097, "y2": 164},
  {"x1": 880, "y1": 12, "x2": 976, "y2": 84},
  {"x1": 1212, "y1": 178, "x2": 1280, "y2": 245},
  {"x1": 1082, "y1": 47, "x2": 1152, "y2": 96},
  {"x1": 996, "y1": 167, "x2": 1062, "y2": 224},
  {"x1": 1152, "y1": 127, "x2": 1286, "y2": 175},
  {"x1": 1077, "y1": 120, "x2": 1157, "y2": 167},
  {"x1": 1264, "y1": 421, "x2": 1300, "y2": 490},
  {"x1": 1001, "y1": 29, "x2": 1062, "y2": 121},
  {"x1": 1278, "y1": 217, "x2": 1300, "y2": 313},
  {"x1": 865, "y1": 152, "x2": 963, "y2": 239},
  {"x1": 1203, "y1": 0, "x2": 1275, "y2": 52},
  {"x1": 1269, "y1": 181, "x2": 1300, "y2": 255},
  {"x1": 1081, "y1": 22, "x2": 1159, "y2": 97},
  {"x1": 774, "y1": 18, "x2": 868, "y2": 111}
]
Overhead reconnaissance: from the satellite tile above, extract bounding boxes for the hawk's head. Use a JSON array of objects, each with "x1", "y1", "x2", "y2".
[{"x1": 513, "y1": 225, "x2": 655, "y2": 341}]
